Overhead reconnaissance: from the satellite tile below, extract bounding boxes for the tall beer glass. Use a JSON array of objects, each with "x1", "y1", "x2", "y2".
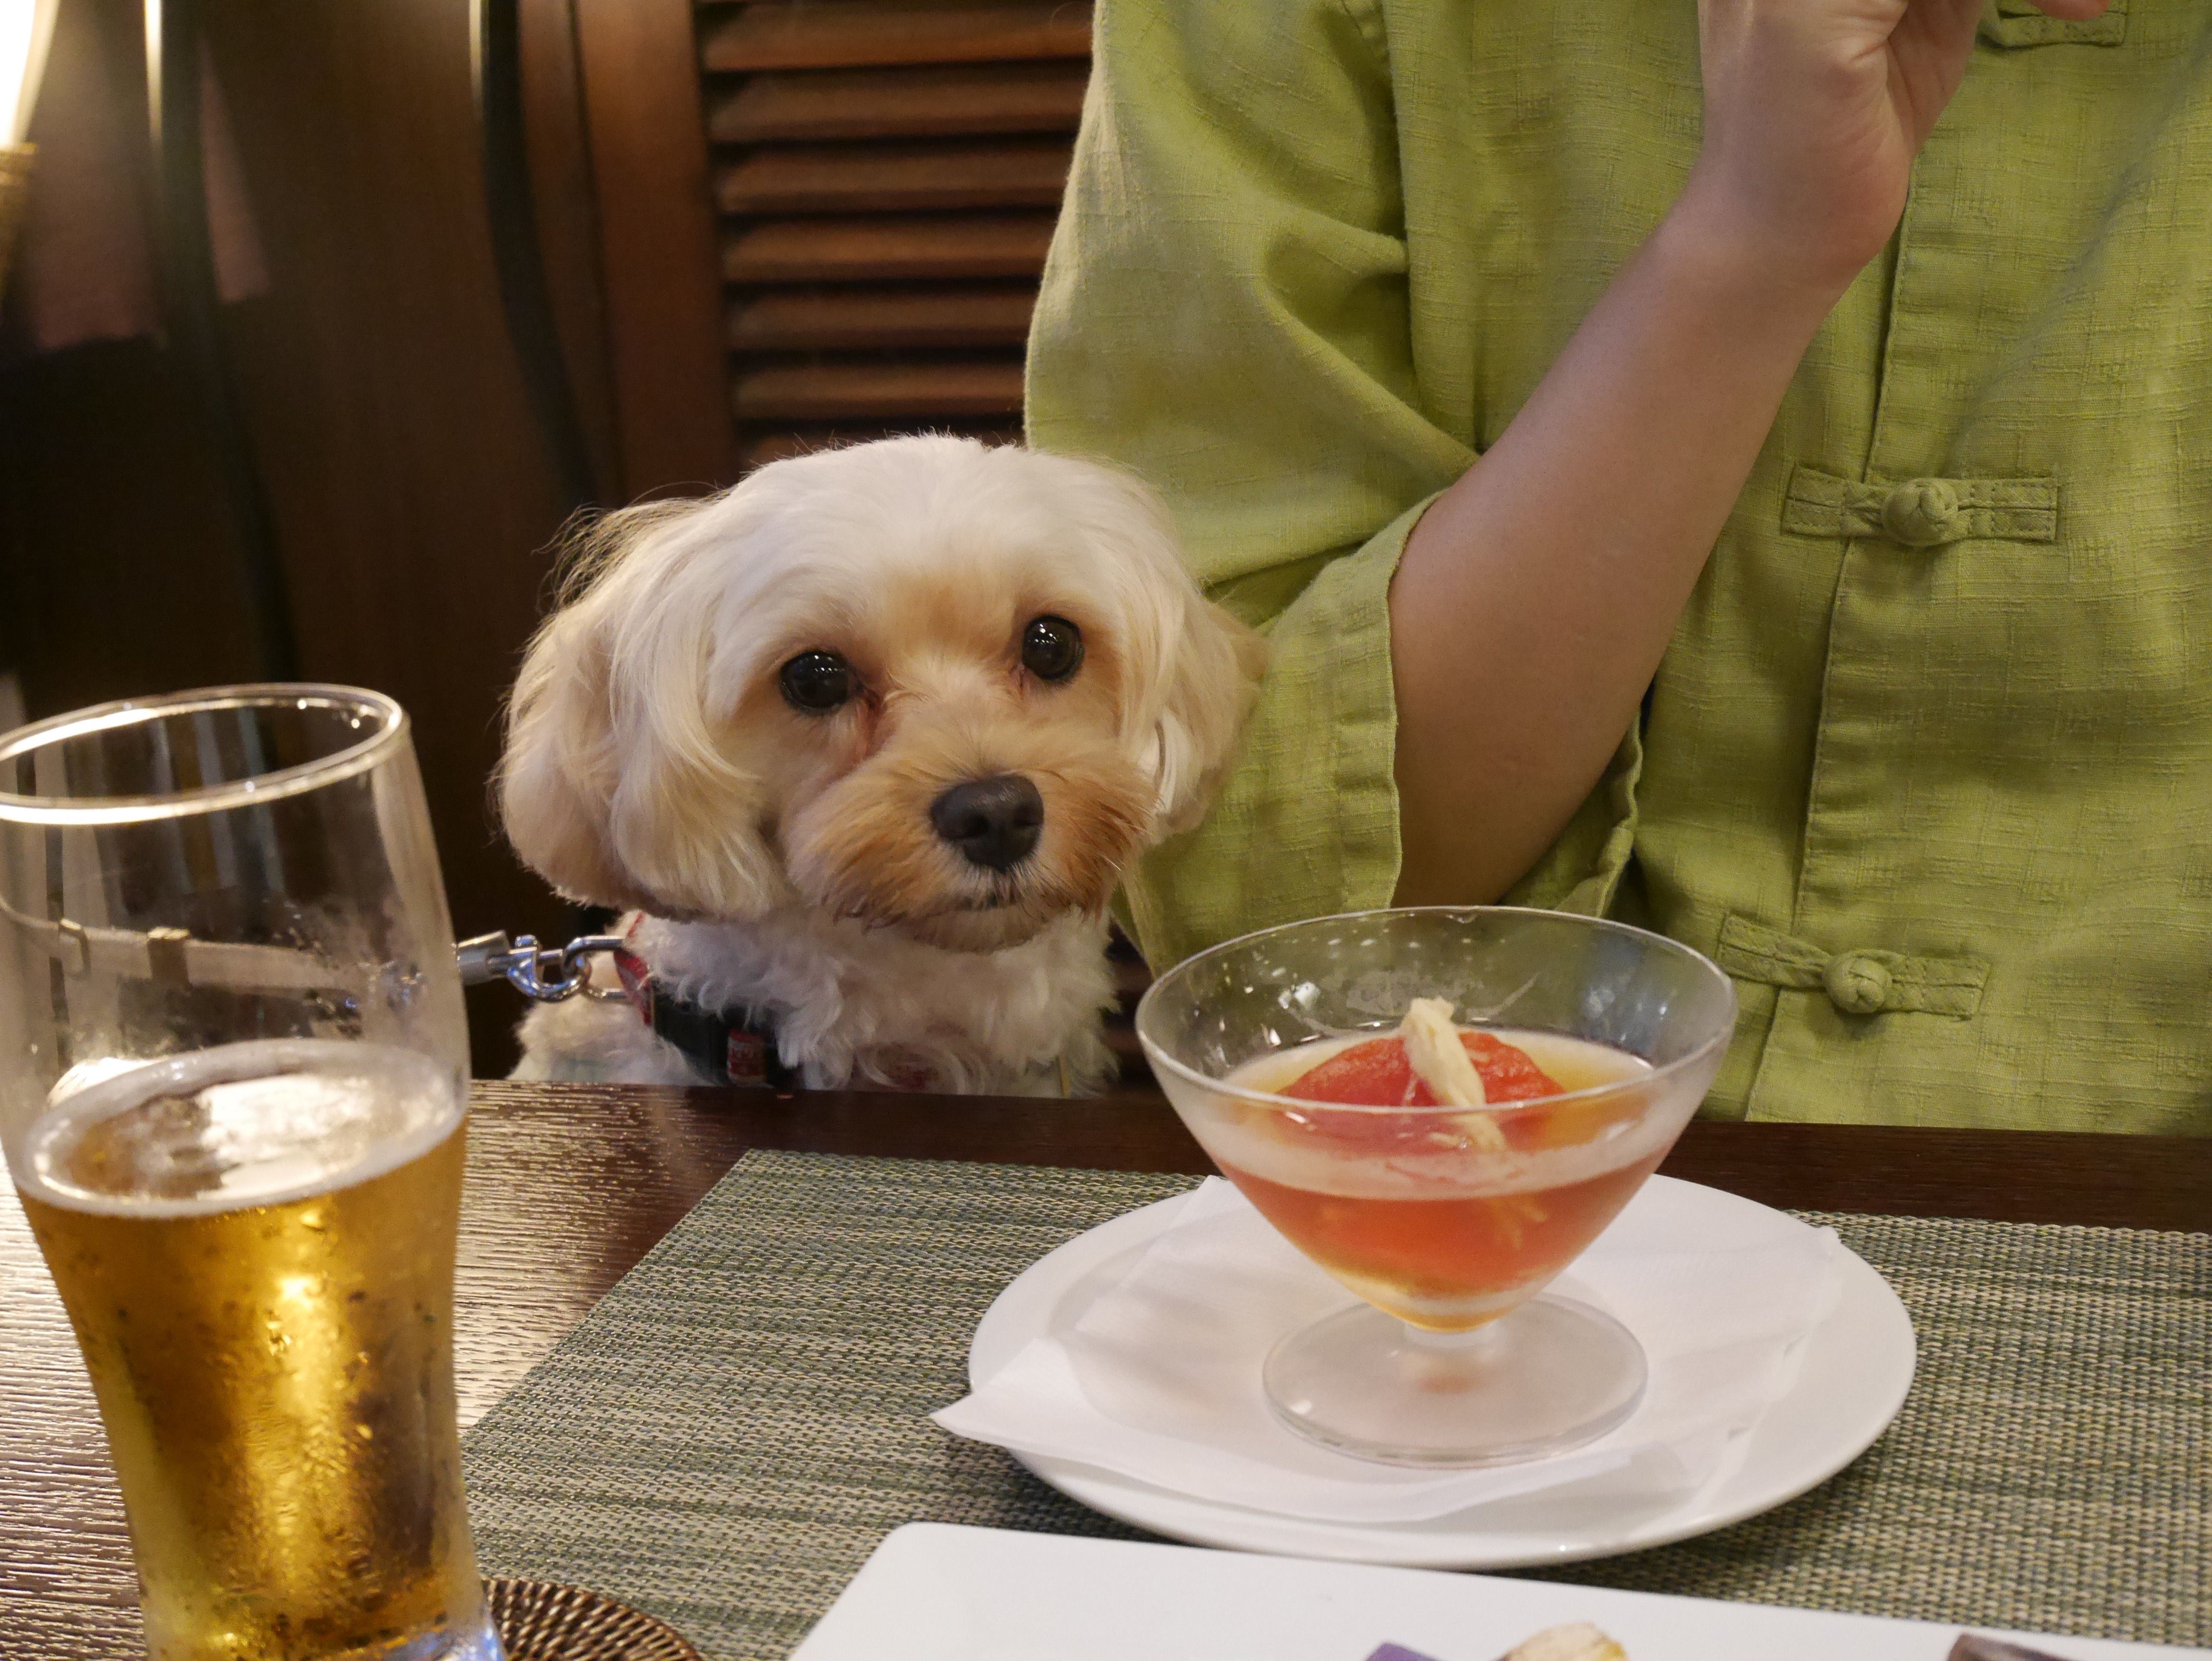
[{"x1": 0, "y1": 687, "x2": 502, "y2": 1661}]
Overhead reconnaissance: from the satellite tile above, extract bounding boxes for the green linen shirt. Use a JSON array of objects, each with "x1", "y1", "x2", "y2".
[{"x1": 1027, "y1": 0, "x2": 2212, "y2": 1133}]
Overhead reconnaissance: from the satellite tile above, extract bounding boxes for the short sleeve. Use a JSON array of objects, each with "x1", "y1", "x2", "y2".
[{"x1": 1500, "y1": 725, "x2": 1642, "y2": 918}]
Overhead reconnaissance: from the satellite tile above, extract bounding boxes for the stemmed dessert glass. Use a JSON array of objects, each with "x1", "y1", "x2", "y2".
[
  {"x1": 1137, "y1": 908, "x2": 1736, "y2": 1468},
  {"x1": 0, "y1": 687, "x2": 502, "y2": 1659}
]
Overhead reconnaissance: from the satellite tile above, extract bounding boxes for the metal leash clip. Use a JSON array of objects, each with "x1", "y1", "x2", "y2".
[{"x1": 456, "y1": 932, "x2": 630, "y2": 1002}]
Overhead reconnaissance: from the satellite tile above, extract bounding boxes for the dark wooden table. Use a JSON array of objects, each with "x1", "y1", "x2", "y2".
[{"x1": 3, "y1": 1081, "x2": 2206, "y2": 1656}]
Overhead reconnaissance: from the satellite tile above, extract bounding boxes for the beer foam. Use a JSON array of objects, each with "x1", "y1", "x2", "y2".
[
  {"x1": 16, "y1": 1039, "x2": 464, "y2": 1217},
  {"x1": 1199, "y1": 1028, "x2": 1681, "y2": 1199}
]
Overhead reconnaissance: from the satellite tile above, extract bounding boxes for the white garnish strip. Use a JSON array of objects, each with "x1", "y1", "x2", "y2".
[
  {"x1": 1500, "y1": 1623, "x2": 1629, "y2": 1661},
  {"x1": 1397, "y1": 997, "x2": 1511, "y2": 1152},
  {"x1": 1399, "y1": 997, "x2": 1486, "y2": 1107}
]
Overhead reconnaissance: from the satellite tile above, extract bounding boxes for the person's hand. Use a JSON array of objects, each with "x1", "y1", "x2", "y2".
[{"x1": 1679, "y1": 0, "x2": 2108, "y2": 295}]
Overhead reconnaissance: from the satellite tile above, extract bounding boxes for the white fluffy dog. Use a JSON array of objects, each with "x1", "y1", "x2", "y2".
[{"x1": 499, "y1": 435, "x2": 1263, "y2": 1094}]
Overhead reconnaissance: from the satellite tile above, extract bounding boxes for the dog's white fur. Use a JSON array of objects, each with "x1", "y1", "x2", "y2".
[{"x1": 499, "y1": 435, "x2": 1263, "y2": 1093}]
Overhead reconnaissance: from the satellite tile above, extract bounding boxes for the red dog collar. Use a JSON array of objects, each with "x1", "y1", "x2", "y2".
[{"x1": 612, "y1": 947, "x2": 796, "y2": 1090}]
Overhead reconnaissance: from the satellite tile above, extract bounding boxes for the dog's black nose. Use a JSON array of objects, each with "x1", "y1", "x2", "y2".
[{"x1": 930, "y1": 775, "x2": 1044, "y2": 871}]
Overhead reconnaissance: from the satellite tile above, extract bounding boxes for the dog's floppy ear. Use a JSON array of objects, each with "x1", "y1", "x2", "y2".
[
  {"x1": 498, "y1": 500, "x2": 788, "y2": 920},
  {"x1": 1147, "y1": 593, "x2": 1268, "y2": 836},
  {"x1": 499, "y1": 599, "x2": 650, "y2": 910},
  {"x1": 1058, "y1": 458, "x2": 1267, "y2": 838}
]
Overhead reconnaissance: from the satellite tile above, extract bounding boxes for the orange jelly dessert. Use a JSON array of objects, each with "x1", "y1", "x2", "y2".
[{"x1": 1212, "y1": 1014, "x2": 1660, "y2": 1330}]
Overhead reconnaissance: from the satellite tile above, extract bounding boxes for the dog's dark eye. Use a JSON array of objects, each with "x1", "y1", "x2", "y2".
[
  {"x1": 780, "y1": 650, "x2": 855, "y2": 713},
  {"x1": 1021, "y1": 615, "x2": 1084, "y2": 683}
]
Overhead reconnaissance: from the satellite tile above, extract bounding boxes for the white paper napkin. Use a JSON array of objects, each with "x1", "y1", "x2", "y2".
[{"x1": 934, "y1": 1175, "x2": 1843, "y2": 1524}]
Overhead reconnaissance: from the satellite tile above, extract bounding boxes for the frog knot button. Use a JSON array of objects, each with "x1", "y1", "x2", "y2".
[
  {"x1": 1880, "y1": 478, "x2": 1961, "y2": 548},
  {"x1": 1823, "y1": 951, "x2": 1894, "y2": 1015}
]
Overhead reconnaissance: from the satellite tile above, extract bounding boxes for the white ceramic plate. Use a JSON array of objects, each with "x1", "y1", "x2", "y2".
[
  {"x1": 965, "y1": 1178, "x2": 1917, "y2": 1569},
  {"x1": 791, "y1": 1523, "x2": 2204, "y2": 1660}
]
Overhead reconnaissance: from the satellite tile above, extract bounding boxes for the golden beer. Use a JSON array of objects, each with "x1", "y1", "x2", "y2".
[{"x1": 15, "y1": 1040, "x2": 500, "y2": 1661}]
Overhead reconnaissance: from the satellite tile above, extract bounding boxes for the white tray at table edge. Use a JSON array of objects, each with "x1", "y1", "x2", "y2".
[
  {"x1": 961, "y1": 1176, "x2": 1918, "y2": 1569},
  {"x1": 790, "y1": 1522, "x2": 2206, "y2": 1661}
]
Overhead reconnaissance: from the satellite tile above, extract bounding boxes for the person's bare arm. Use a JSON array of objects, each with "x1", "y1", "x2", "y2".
[{"x1": 1390, "y1": 0, "x2": 2107, "y2": 906}]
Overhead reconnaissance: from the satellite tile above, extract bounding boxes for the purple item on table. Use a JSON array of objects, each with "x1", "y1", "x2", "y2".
[{"x1": 1365, "y1": 1648, "x2": 1444, "y2": 1661}]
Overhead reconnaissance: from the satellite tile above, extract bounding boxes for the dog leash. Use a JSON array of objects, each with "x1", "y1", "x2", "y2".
[
  {"x1": 0, "y1": 898, "x2": 630, "y2": 1009},
  {"x1": 7, "y1": 904, "x2": 790, "y2": 1090},
  {"x1": 0, "y1": 900, "x2": 354, "y2": 996},
  {"x1": 455, "y1": 929, "x2": 629, "y2": 1002},
  {"x1": 6, "y1": 907, "x2": 1071, "y2": 1097}
]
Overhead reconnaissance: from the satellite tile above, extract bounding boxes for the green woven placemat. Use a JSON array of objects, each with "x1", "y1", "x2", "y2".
[{"x1": 460, "y1": 1151, "x2": 2209, "y2": 1658}]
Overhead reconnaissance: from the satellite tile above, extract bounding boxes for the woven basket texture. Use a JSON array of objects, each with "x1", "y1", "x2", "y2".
[
  {"x1": 460, "y1": 1150, "x2": 2209, "y2": 1660},
  {"x1": 487, "y1": 1576, "x2": 701, "y2": 1661}
]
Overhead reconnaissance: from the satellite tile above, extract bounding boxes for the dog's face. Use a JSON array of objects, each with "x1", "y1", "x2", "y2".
[{"x1": 499, "y1": 437, "x2": 1264, "y2": 951}]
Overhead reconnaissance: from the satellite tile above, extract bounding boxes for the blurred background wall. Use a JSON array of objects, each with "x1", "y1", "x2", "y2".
[{"x1": 0, "y1": 0, "x2": 1086, "y2": 1071}]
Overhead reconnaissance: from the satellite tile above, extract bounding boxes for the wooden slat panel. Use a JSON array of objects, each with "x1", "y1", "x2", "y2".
[
  {"x1": 738, "y1": 424, "x2": 1022, "y2": 470},
  {"x1": 723, "y1": 212, "x2": 1056, "y2": 282},
  {"x1": 731, "y1": 359, "x2": 1027, "y2": 421},
  {"x1": 715, "y1": 137, "x2": 1071, "y2": 214},
  {"x1": 576, "y1": 0, "x2": 737, "y2": 491},
  {"x1": 709, "y1": 62, "x2": 1088, "y2": 144},
  {"x1": 701, "y1": 1, "x2": 1093, "y2": 73},
  {"x1": 727, "y1": 284, "x2": 1036, "y2": 351},
  {"x1": 520, "y1": 0, "x2": 621, "y2": 493}
]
